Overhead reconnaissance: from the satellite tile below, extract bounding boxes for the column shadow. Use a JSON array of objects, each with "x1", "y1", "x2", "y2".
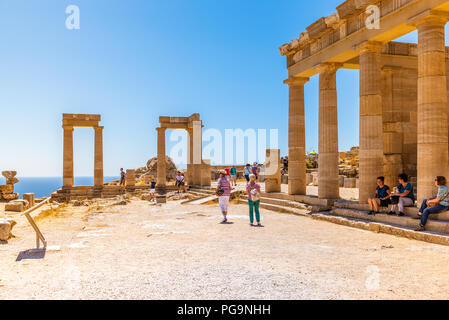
[{"x1": 16, "y1": 249, "x2": 46, "y2": 261}]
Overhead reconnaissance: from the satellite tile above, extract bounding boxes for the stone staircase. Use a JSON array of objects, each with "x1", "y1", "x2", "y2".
[
  {"x1": 236, "y1": 192, "x2": 333, "y2": 216},
  {"x1": 181, "y1": 184, "x2": 449, "y2": 245},
  {"x1": 330, "y1": 200, "x2": 449, "y2": 233},
  {"x1": 183, "y1": 186, "x2": 220, "y2": 205}
]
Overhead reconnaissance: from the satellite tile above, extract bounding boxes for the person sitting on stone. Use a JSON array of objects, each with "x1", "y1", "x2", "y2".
[
  {"x1": 389, "y1": 173, "x2": 415, "y2": 216},
  {"x1": 367, "y1": 176, "x2": 391, "y2": 215},
  {"x1": 415, "y1": 176, "x2": 449, "y2": 232}
]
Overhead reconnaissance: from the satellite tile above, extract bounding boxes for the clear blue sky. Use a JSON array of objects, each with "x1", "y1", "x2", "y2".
[{"x1": 0, "y1": 0, "x2": 441, "y2": 177}]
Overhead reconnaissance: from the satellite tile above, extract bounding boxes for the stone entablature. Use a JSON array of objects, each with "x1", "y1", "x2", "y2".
[{"x1": 279, "y1": 0, "x2": 449, "y2": 77}]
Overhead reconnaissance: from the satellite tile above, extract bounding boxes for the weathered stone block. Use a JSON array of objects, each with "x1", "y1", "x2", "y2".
[
  {"x1": 0, "y1": 221, "x2": 12, "y2": 241},
  {"x1": 5, "y1": 200, "x2": 29, "y2": 212},
  {"x1": 23, "y1": 193, "x2": 35, "y2": 208}
]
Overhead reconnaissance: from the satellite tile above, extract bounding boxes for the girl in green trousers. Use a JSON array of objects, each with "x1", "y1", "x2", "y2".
[{"x1": 246, "y1": 174, "x2": 262, "y2": 226}]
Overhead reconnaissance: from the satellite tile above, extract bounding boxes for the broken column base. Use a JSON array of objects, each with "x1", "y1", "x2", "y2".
[
  {"x1": 155, "y1": 185, "x2": 167, "y2": 204},
  {"x1": 156, "y1": 195, "x2": 167, "y2": 204},
  {"x1": 0, "y1": 219, "x2": 17, "y2": 241}
]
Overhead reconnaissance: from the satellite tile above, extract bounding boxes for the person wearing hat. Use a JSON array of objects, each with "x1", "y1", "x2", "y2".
[{"x1": 216, "y1": 169, "x2": 231, "y2": 223}]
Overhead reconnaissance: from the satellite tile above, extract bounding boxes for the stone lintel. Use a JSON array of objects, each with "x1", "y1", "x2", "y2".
[
  {"x1": 63, "y1": 114, "x2": 101, "y2": 127},
  {"x1": 63, "y1": 114, "x2": 101, "y2": 121},
  {"x1": 63, "y1": 120, "x2": 100, "y2": 127}
]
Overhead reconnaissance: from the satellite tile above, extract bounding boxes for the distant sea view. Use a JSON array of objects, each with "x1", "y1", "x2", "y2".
[{"x1": 0, "y1": 177, "x2": 120, "y2": 198}]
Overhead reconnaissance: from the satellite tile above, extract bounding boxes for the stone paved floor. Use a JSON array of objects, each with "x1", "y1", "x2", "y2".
[{"x1": 1, "y1": 195, "x2": 449, "y2": 300}]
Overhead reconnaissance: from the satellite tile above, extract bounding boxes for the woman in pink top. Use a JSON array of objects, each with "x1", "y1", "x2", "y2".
[
  {"x1": 246, "y1": 174, "x2": 262, "y2": 226},
  {"x1": 216, "y1": 170, "x2": 231, "y2": 223}
]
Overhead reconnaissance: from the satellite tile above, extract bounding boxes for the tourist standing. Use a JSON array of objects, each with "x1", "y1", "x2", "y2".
[
  {"x1": 175, "y1": 171, "x2": 185, "y2": 193},
  {"x1": 230, "y1": 166, "x2": 237, "y2": 186},
  {"x1": 251, "y1": 162, "x2": 259, "y2": 180},
  {"x1": 247, "y1": 174, "x2": 262, "y2": 226},
  {"x1": 149, "y1": 179, "x2": 156, "y2": 202},
  {"x1": 119, "y1": 168, "x2": 126, "y2": 186},
  {"x1": 216, "y1": 170, "x2": 231, "y2": 223},
  {"x1": 244, "y1": 164, "x2": 251, "y2": 182},
  {"x1": 415, "y1": 176, "x2": 449, "y2": 231}
]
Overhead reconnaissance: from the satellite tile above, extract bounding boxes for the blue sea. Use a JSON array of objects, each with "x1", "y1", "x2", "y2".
[{"x1": 0, "y1": 177, "x2": 119, "y2": 198}]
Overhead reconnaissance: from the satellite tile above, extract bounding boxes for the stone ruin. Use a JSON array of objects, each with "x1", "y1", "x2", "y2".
[
  {"x1": 135, "y1": 156, "x2": 178, "y2": 184},
  {"x1": 0, "y1": 171, "x2": 19, "y2": 201}
]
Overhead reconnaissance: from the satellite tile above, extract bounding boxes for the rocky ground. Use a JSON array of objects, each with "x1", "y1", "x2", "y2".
[{"x1": 1, "y1": 185, "x2": 449, "y2": 300}]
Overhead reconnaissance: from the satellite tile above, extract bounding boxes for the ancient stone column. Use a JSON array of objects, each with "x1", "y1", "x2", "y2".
[
  {"x1": 156, "y1": 127, "x2": 167, "y2": 186},
  {"x1": 63, "y1": 126, "x2": 74, "y2": 188},
  {"x1": 318, "y1": 63, "x2": 340, "y2": 199},
  {"x1": 94, "y1": 126, "x2": 104, "y2": 188},
  {"x1": 285, "y1": 77, "x2": 309, "y2": 195},
  {"x1": 192, "y1": 120, "x2": 203, "y2": 185},
  {"x1": 358, "y1": 41, "x2": 384, "y2": 203},
  {"x1": 156, "y1": 127, "x2": 167, "y2": 203},
  {"x1": 412, "y1": 12, "x2": 449, "y2": 203},
  {"x1": 187, "y1": 128, "x2": 194, "y2": 185}
]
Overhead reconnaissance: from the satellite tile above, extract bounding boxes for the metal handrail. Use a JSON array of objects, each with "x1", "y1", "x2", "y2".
[{"x1": 21, "y1": 197, "x2": 50, "y2": 249}]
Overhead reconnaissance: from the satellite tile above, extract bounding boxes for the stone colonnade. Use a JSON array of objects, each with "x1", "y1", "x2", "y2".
[{"x1": 284, "y1": 10, "x2": 449, "y2": 204}]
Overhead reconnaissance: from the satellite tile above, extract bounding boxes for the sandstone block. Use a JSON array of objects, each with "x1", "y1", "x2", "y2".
[
  {"x1": 5, "y1": 200, "x2": 29, "y2": 212},
  {"x1": 0, "y1": 221, "x2": 11, "y2": 241},
  {"x1": 2, "y1": 193, "x2": 19, "y2": 201},
  {"x1": 23, "y1": 193, "x2": 35, "y2": 208}
]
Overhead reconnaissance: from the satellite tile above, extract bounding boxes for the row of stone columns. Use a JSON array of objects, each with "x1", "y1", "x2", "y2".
[
  {"x1": 63, "y1": 125, "x2": 104, "y2": 188},
  {"x1": 286, "y1": 11, "x2": 449, "y2": 204}
]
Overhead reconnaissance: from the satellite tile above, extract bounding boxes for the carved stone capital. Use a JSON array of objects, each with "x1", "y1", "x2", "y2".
[
  {"x1": 284, "y1": 77, "x2": 310, "y2": 87},
  {"x1": 354, "y1": 40, "x2": 383, "y2": 54},
  {"x1": 408, "y1": 9, "x2": 449, "y2": 28},
  {"x1": 314, "y1": 62, "x2": 343, "y2": 74}
]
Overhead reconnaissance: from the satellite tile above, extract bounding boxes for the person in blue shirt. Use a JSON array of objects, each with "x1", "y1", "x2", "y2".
[
  {"x1": 415, "y1": 176, "x2": 449, "y2": 231},
  {"x1": 368, "y1": 176, "x2": 391, "y2": 215},
  {"x1": 389, "y1": 173, "x2": 415, "y2": 216},
  {"x1": 230, "y1": 166, "x2": 237, "y2": 186},
  {"x1": 244, "y1": 164, "x2": 252, "y2": 182}
]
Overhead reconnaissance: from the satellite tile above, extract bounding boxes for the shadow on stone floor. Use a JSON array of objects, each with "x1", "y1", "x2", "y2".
[{"x1": 16, "y1": 249, "x2": 46, "y2": 261}]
